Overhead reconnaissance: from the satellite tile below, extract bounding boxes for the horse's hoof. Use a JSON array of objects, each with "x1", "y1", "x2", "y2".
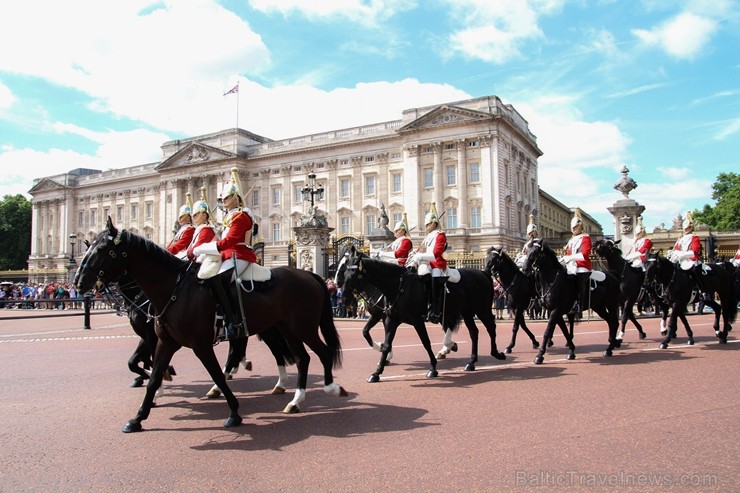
[
  {"x1": 493, "y1": 352, "x2": 506, "y2": 361},
  {"x1": 206, "y1": 388, "x2": 222, "y2": 399},
  {"x1": 687, "y1": 340, "x2": 694, "y2": 346},
  {"x1": 283, "y1": 404, "x2": 300, "y2": 414},
  {"x1": 547, "y1": 339, "x2": 554, "y2": 347},
  {"x1": 659, "y1": 343, "x2": 668, "y2": 349},
  {"x1": 224, "y1": 415, "x2": 243, "y2": 427},
  {"x1": 338, "y1": 386, "x2": 348, "y2": 397},
  {"x1": 614, "y1": 339, "x2": 622, "y2": 349},
  {"x1": 122, "y1": 421, "x2": 143, "y2": 433},
  {"x1": 660, "y1": 329, "x2": 667, "y2": 336},
  {"x1": 242, "y1": 360, "x2": 253, "y2": 371},
  {"x1": 464, "y1": 363, "x2": 475, "y2": 371},
  {"x1": 436, "y1": 352, "x2": 447, "y2": 360},
  {"x1": 225, "y1": 374, "x2": 233, "y2": 381},
  {"x1": 719, "y1": 338, "x2": 728, "y2": 344},
  {"x1": 367, "y1": 374, "x2": 380, "y2": 383},
  {"x1": 604, "y1": 349, "x2": 612, "y2": 357},
  {"x1": 534, "y1": 355, "x2": 544, "y2": 365},
  {"x1": 714, "y1": 330, "x2": 721, "y2": 336},
  {"x1": 532, "y1": 342, "x2": 540, "y2": 349},
  {"x1": 162, "y1": 371, "x2": 172, "y2": 382},
  {"x1": 451, "y1": 343, "x2": 458, "y2": 352},
  {"x1": 567, "y1": 353, "x2": 576, "y2": 360},
  {"x1": 167, "y1": 366, "x2": 176, "y2": 376},
  {"x1": 271, "y1": 386, "x2": 286, "y2": 395},
  {"x1": 426, "y1": 369, "x2": 439, "y2": 378},
  {"x1": 505, "y1": 347, "x2": 512, "y2": 354},
  {"x1": 130, "y1": 377, "x2": 144, "y2": 388},
  {"x1": 639, "y1": 332, "x2": 647, "y2": 340}
]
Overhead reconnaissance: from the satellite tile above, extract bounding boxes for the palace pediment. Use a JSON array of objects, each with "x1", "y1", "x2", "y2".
[
  {"x1": 28, "y1": 177, "x2": 67, "y2": 194},
  {"x1": 398, "y1": 105, "x2": 493, "y2": 133},
  {"x1": 155, "y1": 143, "x2": 237, "y2": 171}
]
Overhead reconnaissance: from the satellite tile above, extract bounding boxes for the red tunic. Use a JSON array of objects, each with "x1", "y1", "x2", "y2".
[
  {"x1": 216, "y1": 210, "x2": 257, "y2": 263},
  {"x1": 673, "y1": 233, "x2": 701, "y2": 262},
  {"x1": 166, "y1": 225, "x2": 194, "y2": 256},
  {"x1": 421, "y1": 230, "x2": 447, "y2": 270},
  {"x1": 565, "y1": 233, "x2": 592, "y2": 271},
  {"x1": 186, "y1": 225, "x2": 216, "y2": 261},
  {"x1": 390, "y1": 237, "x2": 413, "y2": 266}
]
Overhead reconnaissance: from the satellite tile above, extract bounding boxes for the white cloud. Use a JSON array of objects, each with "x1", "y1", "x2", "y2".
[
  {"x1": 657, "y1": 166, "x2": 691, "y2": 180},
  {"x1": 713, "y1": 117, "x2": 740, "y2": 141},
  {"x1": 248, "y1": 0, "x2": 417, "y2": 26},
  {"x1": 440, "y1": 0, "x2": 565, "y2": 63},
  {"x1": 632, "y1": 12, "x2": 717, "y2": 60},
  {"x1": 0, "y1": 83, "x2": 16, "y2": 110}
]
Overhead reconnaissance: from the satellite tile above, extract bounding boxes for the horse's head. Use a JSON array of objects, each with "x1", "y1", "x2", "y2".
[
  {"x1": 593, "y1": 238, "x2": 619, "y2": 258},
  {"x1": 484, "y1": 246, "x2": 507, "y2": 276},
  {"x1": 521, "y1": 238, "x2": 544, "y2": 275},
  {"x1": 74, "y1": 216, "x2": 130, "y2": 294},
  {"x1": 339, "y1": 246, "x2": 368, "y2": 294}
]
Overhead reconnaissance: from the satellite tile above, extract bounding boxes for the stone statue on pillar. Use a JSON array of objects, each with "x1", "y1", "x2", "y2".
[{"x1": 367, "y1": 203, "x2": 395, "y2": 249}]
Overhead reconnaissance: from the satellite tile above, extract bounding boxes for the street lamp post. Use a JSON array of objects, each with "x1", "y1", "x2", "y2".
[
  {"x1": 67, "y1": 233, "x2": 77, "y2": 284},
  {"x1": 301, "y1": 172, "x2": 324, "y2": 209}
]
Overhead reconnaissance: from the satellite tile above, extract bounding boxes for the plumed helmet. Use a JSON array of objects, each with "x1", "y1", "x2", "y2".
[
  {"x1": 221, "y1": 167, "x2": 243, "y2": 203},
  {"x1": 178, "y1": 192, "x2": 193, "y2": 219},
  {"x1": 526, "y1": 214, "x2": 537, "y2": 235},
  {"x1": 192, "y1": 186, "x2": 210, "y2": 217},
  {"x1": 394, "y1": 212, "x2": 409, "y2": 236},
  {"x1": 570, "y1": 208, "x2": 583, "y2": 229},
  {"x1": 682, "y1": 211, "x2": 694, "y2": 231},
  {"x1": 635, "y1": 216, "x2": 645, "y2": 235},
  {"x1": 424, "y1": 203, "x2": 439, "y2": 226}
]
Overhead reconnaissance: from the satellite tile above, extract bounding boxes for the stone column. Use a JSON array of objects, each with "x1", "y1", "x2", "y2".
[
  {"x1": 456, "y1": 139, "x2": 468, "y2": 229},
  {"x1": 607, "y1": 166, "x2": 645, "y2": 254},
  {"x1": 432, "y1": 142, "x2": 443, "y2": 217},
  {"x1": 293, "y1": 209, "x2": 334, "y2": 278}
]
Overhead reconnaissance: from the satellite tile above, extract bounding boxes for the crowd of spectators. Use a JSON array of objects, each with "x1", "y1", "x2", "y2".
[{"x1": 0, "y1": 281, "x2": 112, "y2": 310}]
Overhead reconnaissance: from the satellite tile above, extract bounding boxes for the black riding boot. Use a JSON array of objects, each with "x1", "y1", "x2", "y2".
[
  {"x1": 691, "y1": 264, "x2": 707, "y2": 298},
  {"x1": 569, "y1": 272, "x2": 590, "y2": 318},
  {"x1": 420, "y1": 274, "x2": 434, "y2": 322},
  {"x1": 210, "y1": 271, "x2": 245, "y2": 342},
  {"x1": 430, "y1": 276, "x2": 449, "y2": 324}
]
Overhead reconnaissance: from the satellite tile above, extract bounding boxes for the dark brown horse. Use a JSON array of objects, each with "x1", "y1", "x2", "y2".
[{"x1": 75, "y1": 218, "x2": 346, "y2": 433}]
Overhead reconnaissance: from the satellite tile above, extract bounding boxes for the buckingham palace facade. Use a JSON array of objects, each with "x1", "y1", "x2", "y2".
[{"x1": 28, "y1": 95, "x2": 548, "y2": 280}]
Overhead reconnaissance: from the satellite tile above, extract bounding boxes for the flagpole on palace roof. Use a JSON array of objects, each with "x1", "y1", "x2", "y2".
[{"x1": 235, "y1": 82, "x2": 239, "y2": 131}]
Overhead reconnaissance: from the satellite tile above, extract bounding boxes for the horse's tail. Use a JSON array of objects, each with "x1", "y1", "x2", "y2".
[{"x1": 311, "y1": 273, "x2": 343, "y2": 369}]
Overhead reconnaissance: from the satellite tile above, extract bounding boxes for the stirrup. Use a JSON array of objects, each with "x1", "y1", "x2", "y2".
[{"x1": 218, "y1": 323, "x2": 245, "y2": 342}]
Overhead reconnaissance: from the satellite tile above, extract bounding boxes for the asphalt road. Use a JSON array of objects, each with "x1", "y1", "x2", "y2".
[{"x1": 0, "y1": 309, "x2": 737, "y2": 492}]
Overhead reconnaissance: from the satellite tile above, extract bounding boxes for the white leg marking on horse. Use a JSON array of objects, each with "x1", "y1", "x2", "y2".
[
  {"x1": 272, "y1": 365, "x2": 288, "y2": 394},
  {"x1": 372, "y1": 341, "x2": 382, "y2": 352},
  {"x1": 324, "y1": 383, "x2": 343, "y2": 396},
  {"x1": 617, "y1": 329, "x2": 624, "y2": 340}
]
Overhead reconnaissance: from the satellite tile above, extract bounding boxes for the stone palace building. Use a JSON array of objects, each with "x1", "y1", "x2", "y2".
[{"x1": 27, "y1": 95, "x2": 602, "y2": 282}]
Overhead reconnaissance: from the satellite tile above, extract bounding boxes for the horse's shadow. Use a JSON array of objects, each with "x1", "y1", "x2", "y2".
[
  {"x1": 594, "y1": 348, "x2": 696, "y2": 366},
  {"x1": 408, "y1": 364, "x2": 568, "y2": 390}
]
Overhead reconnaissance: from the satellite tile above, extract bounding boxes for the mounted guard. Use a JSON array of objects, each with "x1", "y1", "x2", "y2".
[
  {"x1": 515, "y1": 214, "x2": 539, "y2": 269},
  {"x1": 192, "y1": 168, "x2": 260, "y2": 342},
  {"x1": 668, "y1": 211, "x2": 706, "y2": 296},
  {"x1": 371, "y1": 212, "x2": 413, "y2": 265},
  {"x1": 624, "y1": 216, "x2": 652, "y2": 270},
  {"x1": 185, "y1": 187, "x2": 217, "y2": 261},
  {"x1": 166, "y1": 193, "x2": 194, "y2": 259},
  {"x1": 562, "y1": 208, "x2": 592, "y2": 318},
  {"x1": 408, "y1": 203, "x2": 449, "y2": 323}
]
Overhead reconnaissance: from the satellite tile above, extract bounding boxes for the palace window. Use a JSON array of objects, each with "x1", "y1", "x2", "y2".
[
  {"x1": 470, "y1": 206, "x2": 481, "y2": 228},
  {"x1": 340, "y1": 217, "x2": 350, "y2": 234},
  {"x1": 365, "y1": 175, "x2": 375, "y2": 196},
  {"x1": 340, "y1": 178, "x2": 350, "y2": 199},
  {"x1": 446, "y1": 207, "x2": 457, "y2": 229},
  {"x1": 469, "y1": 162, "x2": 480, "y2": 183},
  {"x1": 391, "y1": 173, "x2": 402, "y2": 193},
  {"x1": 423, "y1": 168, "x2": 433, "y2": 188},
  {"x1": 271, "y1": 223, "x2": 280, "y2": 241},
  {"x1": 365, "y1": 215, "x2": 376, "y2": 235},
  {"x1": 446, "y1": 166, "x2": 456, "y2": 186},
  {"x1": 272, "y1": 187, "x2": 281, "y2": 206}
]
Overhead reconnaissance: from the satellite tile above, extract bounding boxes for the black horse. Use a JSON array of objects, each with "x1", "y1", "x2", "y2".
[
  {"x1": 592, "y1": 239, "x2": 651, "y2": 341},
  {"x1": 75, "y1": 218, "x2": 346, "y2": 432},
  {"x1": 522, "y1": 238, "x2": 622, "y2": 363},
  {"x1": 109, "y1": 277, "x2": 176, "y2": 389},
  {"x1": 483, "y1": 247, "x2": 543, "y2": 353},
  {"x1": 339, "y1": 246, "x2": 505, "y2": 382},
  {"x1": 645, "y1": 253, "x2": 736, "y2": 348}
]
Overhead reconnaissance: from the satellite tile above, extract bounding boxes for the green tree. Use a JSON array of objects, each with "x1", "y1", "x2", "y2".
[
  {"x1": 693, "y1": 172, "x2": 740, "y2": 231},
  {"x1": 0, "y1": 194, "x2": 32, "y2": 270}
]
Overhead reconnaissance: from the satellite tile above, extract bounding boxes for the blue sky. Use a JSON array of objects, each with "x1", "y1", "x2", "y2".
[{"x1": 1, "y1": 0, "x2": 738, "y2": 234}]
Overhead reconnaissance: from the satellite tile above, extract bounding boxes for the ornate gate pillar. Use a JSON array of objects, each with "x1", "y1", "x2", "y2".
[
  {"x1": 293, "y1": 206, "x2": 334, "y2": 278},
  {"x1": 607, "y1": 166, "x2": 645, "y2": 254}
]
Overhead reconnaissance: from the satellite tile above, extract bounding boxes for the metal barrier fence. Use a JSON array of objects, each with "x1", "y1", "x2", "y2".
[{"x1": 0, "y1": 296, "x2": 120, "y2": 330}]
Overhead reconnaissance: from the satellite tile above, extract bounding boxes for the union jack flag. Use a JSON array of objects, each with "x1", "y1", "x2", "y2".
[{"x1": 223, "y1": 83, "x2": 239, "y2": 96}]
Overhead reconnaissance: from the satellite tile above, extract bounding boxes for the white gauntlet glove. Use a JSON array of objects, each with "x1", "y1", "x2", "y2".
[
  {"x1": 192, "y1": 242, "x2": 219, "y2": 257},
  {"x1": 379, "y1": 251, "x2": 395, "y2": 260}
]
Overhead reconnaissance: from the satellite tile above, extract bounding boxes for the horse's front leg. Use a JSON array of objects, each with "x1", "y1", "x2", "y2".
[
  {"x1": 435, "y1": 328, "x2": 458, "y2": 359},
  {"x1": 123, "y1": 341, "x2": 180, "y2": 433},
  {"x1": 191, "y1": 344, "x2": 242, "y2": 427},
  {"x1": 461, "y1": 315, "x2": 479, "y2": 371},
  {"x1": 560, "y1": 314, "x2": 577, "y2": 360},
  {"x1": 410, "y1": 320, "x2": 439, "y2": 378},
  {"x1": 516, "y1": 308, "x2": 541, "y2": 350},
  {"x1": 367, "y1": 319, "x2": 400, "y2": 383},
  {"x1": 659, "y1": 308, "x2": 679, "y2": 349},
  {"x1": 534, "y1": 312, "x2": 560, "y2": 364},
  {"x1": 207, "y1": 337, "x2": 247, "y2": 399},
  {"x1": 363, "y1": 313, "x2": 392, "y2": 362}
]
